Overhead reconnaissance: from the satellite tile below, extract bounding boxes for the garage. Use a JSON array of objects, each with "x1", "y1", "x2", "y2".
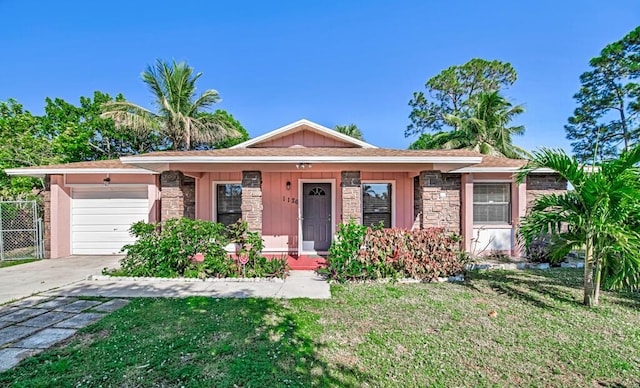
[{"x1": 71, "y1": 187, "x2": 149, "y2": 255}]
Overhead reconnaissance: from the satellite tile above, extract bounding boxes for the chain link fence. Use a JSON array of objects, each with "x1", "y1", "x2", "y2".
[{"x1": 0, "y1": 201, "x2": 43, "y2": 260}]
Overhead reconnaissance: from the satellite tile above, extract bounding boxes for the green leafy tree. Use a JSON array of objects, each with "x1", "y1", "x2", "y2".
[
  {"x1": 407, "y1": 58, "x2": 517, "y2": 137},
  {"x1": 207, "y1": 110, "x2": 249, "y2": 149},
  {"x1": 333, "y1": 124, "x2": 364, "y2": 140},
  {"x1": 410, "y1": 91, "x2": 528, "y2": 158},
  {"x1": 517, "y1": 147, "x2": 640, "y2": 307},
  {"x1": 101, "y1": 59, "x2": 240, "y2": 151},
  {"x1": 42, "y1": 91, "x2": 160, "y2": 162},
  {"x1": 565, "y1": 26, "x2": 640, "y2": 162},
  {"x1": 0, "y1": 100, "x2": 59, "y2": 196}
]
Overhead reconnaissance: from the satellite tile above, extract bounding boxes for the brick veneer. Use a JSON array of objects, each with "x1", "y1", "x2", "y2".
[
  {"x1": 418, "y1": 171, "x2": 461, "y2": 233},
  {"x1": 160, "y1": 171, "x2": 195, "y2": 220},
  {"x1": 525, "y1": 173, "x2": 568, "y2": 213},
  {"x1": 241, "y1": 171, "x2": 263, "y2": 233},
  {"x1": 341, "y1": 171, "x2": 362, "y2": 224}
]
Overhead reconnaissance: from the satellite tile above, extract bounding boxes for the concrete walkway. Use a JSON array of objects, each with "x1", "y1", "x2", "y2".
[
  {"x1": 43, "y1": 271, "x2": 331, "y2": 299},
  {"x1": 0, "y1": 295, "x2": 130, "y2": 372},
  {"x1": 0, "y1": 256, "x2": 123, "y2": 305}
]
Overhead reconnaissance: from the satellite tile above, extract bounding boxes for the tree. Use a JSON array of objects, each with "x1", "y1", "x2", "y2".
[
  {"x1": 410, "y1": 91, "x2": 528, "y2": 158},
  {"x1": 517, "y1": 147, "x2": 640, "y2": 307},
  {"x1": 101, "y1": 59, "x2": 240, "y2": 151},
  {"x1": 0, "y1": 100, "x2": 58, "y2": 196},
  {"x1": 333, "y1": 124, "x2": 364, "y2": 140},
  {"x1": 407, "y1": 58, "x2": 517, "y2": 137},
  {"x1": 195, "y1": 110, "x2": 249, "y2": 149},
  {"x1": 565, "y1": 26, "x2": 640, "y2": 163},
  {"x1": 41, "y1": 91, "x2": 160, "y2": 162}
]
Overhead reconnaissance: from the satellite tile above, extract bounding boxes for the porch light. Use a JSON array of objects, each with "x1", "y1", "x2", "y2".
[
  {"x1": 286, "y1": 181, "x2": 291, "y2": 190},
  {"x1": 296, "y1": 162, "x2": 312, "y2": 169}
]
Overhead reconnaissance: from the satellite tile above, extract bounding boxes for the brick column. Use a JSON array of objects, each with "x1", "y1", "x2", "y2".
[
  {"x1": 161, "y1": 171, "x2": 185, "y2": 220},
  {"x1": 525, "y1": 174, "x2": 567, "y2": 214},
  {"x1": 241, "y1": 171, "x2": 262, "y2": 233},
  {"x1": 42, "y1": 176, "x2": 51, "y2": 259},
  {"x1": 341, "y1": 171, "x2": 362, "y2": 224},
  {"x1": 418, "y1": 171, "x2": 461, "y2": 233}
]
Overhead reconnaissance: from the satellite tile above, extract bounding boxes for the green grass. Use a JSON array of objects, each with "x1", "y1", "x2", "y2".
[
  {"x1": 1, "y1": 268, "x2": 639, "y2": 387},
  {"x1": 0, "y1": 259, "x2": 38, "y2": 268}
]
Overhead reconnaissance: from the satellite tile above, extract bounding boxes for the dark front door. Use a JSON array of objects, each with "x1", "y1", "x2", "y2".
[{"x1": 302, "y1": 183, "x2": 332, "y2": 251}]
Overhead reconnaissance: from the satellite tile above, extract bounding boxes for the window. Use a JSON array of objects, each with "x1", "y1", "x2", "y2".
[
  {"x1": 362, "y1": 183, "x2": 392, "y2": 228},
  {"x1": 473, "y1": 183, "x2": 511, "y2": 224},
  {"x1": 216, "y1": 183, "x2": 242, "y2": 226}
]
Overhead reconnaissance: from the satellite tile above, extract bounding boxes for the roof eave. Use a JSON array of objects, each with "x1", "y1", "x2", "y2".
[
  {"x1": 120, "y1": 156, "x2": 483, "y2": 164},
  {"x1": 4, "y1": 168, "x2": 159, "y2": 177},
  {"x1": 450, "y1": 167, "x2": 556, "y2": 173}
]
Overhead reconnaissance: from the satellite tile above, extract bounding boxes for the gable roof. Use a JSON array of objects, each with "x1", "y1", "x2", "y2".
[{"x1": 231, "y1": 119, "x2": 377, "y2": 149}]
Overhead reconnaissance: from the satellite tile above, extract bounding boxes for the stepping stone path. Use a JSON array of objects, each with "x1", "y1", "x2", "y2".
[{"x1": 0, "y1": 296, "x2": 129, "y2": 373}]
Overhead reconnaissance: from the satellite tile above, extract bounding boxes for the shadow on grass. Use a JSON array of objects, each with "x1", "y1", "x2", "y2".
[
  {"x1": 0, "y1": 297, "x2": 370, "y2": 387},
  {"x1": 464, "y1": 268, "x2": 586, "y2": 310},
  {"x1": 464, "y1": 268, "x2": 640, "y2": 310}
]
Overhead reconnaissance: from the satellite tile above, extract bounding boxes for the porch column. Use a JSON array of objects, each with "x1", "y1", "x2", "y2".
[
  {"x1": 461, "y1": 173, "x2": 474, "y2": 252},
  {"x1": 418, "y1": 171, "x2": 461, "y2": 233},
  {"x1": 511, "y1": 179, "x2": 527, "y2": 257},
  {"x1": 241, "y1": 171, "x2": 263, "y2": 233},
  {"x1": 161, "y1": 171, "x2": 195, "y2": 220},
  {"x1": 341, "y1": 171, "x2": 361, "y2": 224},
  {"x1": 42, "y1": 176, "x2": 51, "y2": 259}
]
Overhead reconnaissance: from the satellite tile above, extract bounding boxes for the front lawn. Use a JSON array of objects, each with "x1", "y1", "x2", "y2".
[
  {"x1": 2, "y1": 268, "x2": 639, "y2": 387},
  {"x1": 0, "y1": 259, "x2": 39, "y2": 269}
]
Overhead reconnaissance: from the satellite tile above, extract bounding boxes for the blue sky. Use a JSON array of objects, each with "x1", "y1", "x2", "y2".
[{"x1": 1, "y1": 1, "x2": 638, "y2": 152}]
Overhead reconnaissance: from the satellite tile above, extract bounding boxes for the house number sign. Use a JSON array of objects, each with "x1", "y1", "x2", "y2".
[{"x1": 282, "y1": 196, "x2": 298, "y2": 204}]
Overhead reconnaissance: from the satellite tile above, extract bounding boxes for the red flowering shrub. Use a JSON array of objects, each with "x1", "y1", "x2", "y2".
[{"x1": 320, "y1": 222, "x2": 468, "y2": 282}]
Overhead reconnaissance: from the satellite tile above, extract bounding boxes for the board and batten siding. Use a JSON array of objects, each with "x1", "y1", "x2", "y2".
[{"x1": 251, "y1": 130, "x2": 354, "y2": 148}]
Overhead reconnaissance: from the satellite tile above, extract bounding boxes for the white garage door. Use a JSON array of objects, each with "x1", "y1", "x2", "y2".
[{"x1": 72, "y1": 187, "x2": 149, "y2": 255}]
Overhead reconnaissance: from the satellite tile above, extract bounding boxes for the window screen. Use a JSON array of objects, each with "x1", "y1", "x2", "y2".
[
  {"x1": 362, "y1": 183, "x2": 392, "y2": 228},
  {"x1": 216, "y1": 184, "x2": 242, "y2": 226},
  {"x1": 473, "y1": 183, "x2": 511, "y2": 224}
]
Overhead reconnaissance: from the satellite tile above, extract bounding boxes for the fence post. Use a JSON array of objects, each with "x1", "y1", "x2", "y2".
[{"x1": 0, "y1": 202, "x2": 4, "y2": 261}]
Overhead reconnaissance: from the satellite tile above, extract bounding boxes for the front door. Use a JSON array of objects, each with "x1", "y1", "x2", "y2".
[{"x1": 302, "y1": 183, "x2": 332, "y2": 251}]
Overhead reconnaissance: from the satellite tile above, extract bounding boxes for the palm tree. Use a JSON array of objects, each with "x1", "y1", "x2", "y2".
[
  {"x1": 411, "y1": 92, "x2": 528, "y2": 158},
  {"x1": 334, "y1": 124, "x2": 364, "y2": 140},
  {"x1": 517, "y1": 147, "x2": 640, "y2": 306},
  {"x1": 101, "y1": 59, "x2": 240, "y2": 150}
]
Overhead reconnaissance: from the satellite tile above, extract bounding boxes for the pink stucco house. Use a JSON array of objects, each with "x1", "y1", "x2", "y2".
[{"x1": 7, "y1": 119, "x2": 566, "y2": 269}]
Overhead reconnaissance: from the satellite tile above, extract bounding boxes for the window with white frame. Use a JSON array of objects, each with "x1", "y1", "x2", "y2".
[
  {"x1": 473, "y1": 183, "x2": 511, "y2": 224},
  {"x1": 362, "y1": 183, "x2": 392, "y2": 228},
  {"x1": 216, "y1": 183, "x2": 242, "y2": 226}
]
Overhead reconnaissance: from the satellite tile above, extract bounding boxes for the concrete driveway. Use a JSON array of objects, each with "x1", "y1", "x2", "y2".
[{"x1": 0, "y1": 256, "x2": 122, "y2": 305}]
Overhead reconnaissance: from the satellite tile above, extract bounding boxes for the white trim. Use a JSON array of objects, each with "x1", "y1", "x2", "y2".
[
  {"x1": 472, "y1": 179, "x2": 513, "y2": 183},
  {"x1": 472, "y1": 181, "x2": 513, "y2": 227},
  {"x1": 362, "y1": 180, "x2": 396, "y2": 228},
  {"x1": 231, "y1": 119, "x2": 377, "y2": 149},
  {"x1": 121, "y1": 155, "x2": 483, "y2": 164},
  {"x1": 211, "y1": 181, "x2": 242, "y2": 224},
  {"x1": 298, "y1": 179, "x2": 336, "y2": 256},
  {"x1": 451, "y1": 166, "x2": 555, "y2": 173},
  {"x1": 5, "y1": 168, "x2": 158, "y2": 177}
]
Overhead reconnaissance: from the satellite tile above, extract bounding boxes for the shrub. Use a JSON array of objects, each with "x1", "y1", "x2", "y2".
[
  {"x1": 318, "y1": 220, "x2": 370, "y2": 282},
  {"x1": 113, "y1": 218, "x2": 289, "y2": 278},
  {"x1": 320, "y1": 222, "x2": 469, "y2": 282},
  {"x1": 525, "y1": 234, "x2": 567, "y2": 264}
]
